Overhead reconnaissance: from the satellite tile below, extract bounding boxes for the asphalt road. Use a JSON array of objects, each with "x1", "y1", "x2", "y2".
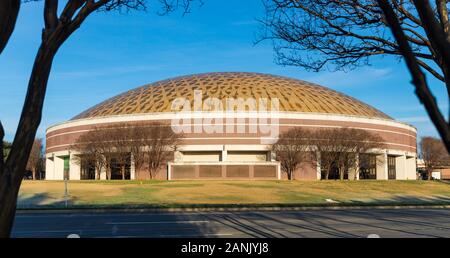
[{"x1": 11, "y1": 208, "x2": 450, "y2": 238}]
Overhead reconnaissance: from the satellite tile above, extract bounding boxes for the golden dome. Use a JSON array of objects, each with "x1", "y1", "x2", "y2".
[{"x1": 73, "y1": 72, "x2": 391, "y2": 120}]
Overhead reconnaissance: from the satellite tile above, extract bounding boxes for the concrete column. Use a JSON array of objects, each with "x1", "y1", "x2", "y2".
[
  {"x1": 222, "y1": 165, "x2": 227, "y2": 178},
  {"x1": 69, "y1": 153, "x2": 81, "y2": 180},
  {"x1": 130, "y1": 153, "x2": 136, "y2": 180},
  {"x1": 222, "y1": 146, "x2": 227, "y2": 162},
  {"x1": 269, "y1": 151, "x2": 276, "y2": 162},
  {"x1": 45, "y1": 156, "x2": 55, "y2": 180},
  {"x1": 277, "y1": 163, "x2": 282, "y2": 180},
  {"x1": 316, "y1": 151, "x2": 322, "y2": 180},
  {"x1": 99, "y1": 165, "x2": 107, "y2": 180},
  {"x1": 249, "y1": 165, "x2": 254, "y2": 178},
  {"x1": 406, "y1": 156, "x2": 417, "y2": 180},
  {"x1": 395, "y1": 154, "x2": 407, "y2": 180},
  {"x1": 376, "y1": 152, "x2": 388, "y2": 180},
  {"x1": 52, "y1": 156, "x2": 65, "y2": 180},
  {"x1": 194, "y1": 165, "x2": 200, "y2": 178}
]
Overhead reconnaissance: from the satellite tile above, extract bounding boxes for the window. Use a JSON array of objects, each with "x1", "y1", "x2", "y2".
[
  {"x1": 321, "y1": 158, "x2": 348, "y2": 180},
  {"x1": 324, "y1": 165, "x2": 348, "y2": 180},
  {"x1": 110, "y1": 155, "x2": 131, "y2": 180},
  {"x1": 80, "y1": 157, "x2": 96, "y2": 180},
  {"x1": 182, "y1": 151, "x2": 222, "y2": 162},
  {"x1": 360, "y1": 154, "x2": 377, "y2": 180},
  {"x1": 388, "y1": 156, "x2": 396, "y2": 180},
  {"x1": 227, "y1": 151, "x2": 269, "y2": 162}
]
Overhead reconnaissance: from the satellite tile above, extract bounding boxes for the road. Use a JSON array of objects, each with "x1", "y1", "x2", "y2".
[{"x1": 11, "y1": 208, "x2": 450, "y2": 238}]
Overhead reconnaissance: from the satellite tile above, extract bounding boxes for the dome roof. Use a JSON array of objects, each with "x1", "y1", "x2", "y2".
[{"x1": 73, "y1": 72, "x2": 391, "y2": 120}]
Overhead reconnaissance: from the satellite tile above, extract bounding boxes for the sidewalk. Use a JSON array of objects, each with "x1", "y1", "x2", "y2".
[{"x1": 16, "y1": 203, "x2": 450, "y2": 214}]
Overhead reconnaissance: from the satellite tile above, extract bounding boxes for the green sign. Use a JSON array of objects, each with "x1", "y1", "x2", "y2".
[{"x1": 64, "y1": 156, "x2": 70, "y2": 171}]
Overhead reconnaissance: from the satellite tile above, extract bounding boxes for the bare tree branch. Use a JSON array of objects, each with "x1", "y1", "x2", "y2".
[
  {"x1": 377, "y1": 0, "x2": 450, "y2": 152},
  {"x1": 412, "y1": 1, "x2": 450, "y2": 82},
  {"x1": 0, "y1": 0, "x2": 20, "y2": 54},
  {"x1": 436, "y1": 0, "x2": 450, "y2": 43},
  {"x1": 60, "y1": 0, "x2": 85, "y2": 22},
  {"x1": 417, "y1": 58, "x2": 445, "y2": 81},
  {"x1": 260, "y1": 0, "x2": 450, "y2": 153},
  {"x1": 259, "y1": 0, "x2": 447, "y2": 81},
  {"x1": 44, "y1": 0, "x2": 58, "y2": 30}
]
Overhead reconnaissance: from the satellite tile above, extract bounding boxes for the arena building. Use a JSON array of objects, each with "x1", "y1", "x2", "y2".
[{"x1": 45, "y1": 72, "x2": 417, "y2": 180}]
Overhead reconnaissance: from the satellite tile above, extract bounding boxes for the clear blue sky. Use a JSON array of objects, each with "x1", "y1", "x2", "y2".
[{"x1": 0, "y1": 0, "x2": 447, "y2": 141}]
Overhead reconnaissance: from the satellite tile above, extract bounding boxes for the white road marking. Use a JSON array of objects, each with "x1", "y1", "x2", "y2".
[
  {"x1": 110, "y1": 233, "x2": 234, "y2": 238},
  {"x1": 105, "y1": 220, "x2": 210, "y2": 225},
  {"x1": 159, "y1": 233, "x2": 233, "y2": 237},
  {"x1": 14, "y1": 230, "x2": 82, "y2": 234}
]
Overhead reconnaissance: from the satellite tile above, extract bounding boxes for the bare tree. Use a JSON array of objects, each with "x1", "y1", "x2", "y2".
[
  {"x1": 72, "y1": 129, "x2": 108, "y2": 180},
  {"x1": 335, "y1": 129, "x2": 385, "y2": 180},
  {"x1": 142, "y1": 124, "x2": 181, "y2": 179},
  {"x1": 310, "y1": 129, "x2": 345, "y2": 180},
  {"x1": 260, "y1": 0, "x2": 450, "y2": 152},
  {"x1": 26, "y1": 139, "x2": 43, "y2": 180},
  {"x1": 272, "y1": 128, "x2": 312, "y2": 180},
  {"x1": 107, "y1": 126, "x2": 132, "y2": 180},
  {"x1": 0, "y1": 0, "x2": 199, "y2": 237},
  {"x1": 76, "y1": 153, "x2": 101, "y2": 180},
  {"x1": 83, "y1": 126, "x2": 118, "y2": 180},
  {"x1": 311, "y1": 128, "x2": 385, "y2": 180},
  {"x1": 72, "y1": 123, "x2": 182, "y2": 180},
  {"x1": 128, "y1": 125, "x2": 149, "y2": 179},
  {"x1": 420, "y1": 136, "x2": 450, "y2": 180}
]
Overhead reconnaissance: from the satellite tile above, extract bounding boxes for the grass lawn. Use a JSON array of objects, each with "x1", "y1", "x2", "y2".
[{"x1": 17, "y1": 180, "x2": 450, "y2": 209}]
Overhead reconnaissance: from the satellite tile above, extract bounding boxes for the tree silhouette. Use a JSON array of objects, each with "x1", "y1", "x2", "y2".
[
  {"x1": 0, "y1": 0, "x2": 200, "y2": 238},
  {"x1": 260, "y1": 0, "x2": 450, "y2": 152}
]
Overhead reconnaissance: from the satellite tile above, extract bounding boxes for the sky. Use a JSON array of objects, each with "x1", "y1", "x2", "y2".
[{"x1": 0, "y1": 0, "x2": 448, "y2": 142}]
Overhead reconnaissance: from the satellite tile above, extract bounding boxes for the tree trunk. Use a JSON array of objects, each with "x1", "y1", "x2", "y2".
[
  {"x1": 0, "y1": 39, "x2": 59, "y2": 237},
  {"x1": 354, "y1": 168, "x2": 359, "y2": 180},
  {"x1": 339, "y1": 166, "x2": 345, "y2": 181},
  {"x1": 95, "y1": 164, "x2": 101, "y2": 180},
  {"x1": 121, "y1": 165, "x2": 125, "y2": 180},
  {"x1": 287, "y1": 169, "x2": 292, "y2": 180},
  {"x1": 325, "y1": 167, "x2": 330, "y2": 180},
  {"x1": 428, "y1": 169, "x2": 433, "y2": 180},
  {"x1": 0, "y1": 0, "x2": 20, "y2": 54},
  {"x1": 32, "y1": 168, "x2": 36, "y2": 180},
  {"x1": 0, "y1": 170, "x2": 21, "y2": 237},
  {"x1": 148, "y1": 167, "x2": 153, "y2": 180}
]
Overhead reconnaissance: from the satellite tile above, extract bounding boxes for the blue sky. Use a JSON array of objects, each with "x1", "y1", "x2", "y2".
[{"x1": 0, "y1": 0, "x2": 447, "y2": 141}]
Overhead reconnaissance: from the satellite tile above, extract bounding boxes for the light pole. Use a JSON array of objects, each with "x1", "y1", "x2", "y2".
[
  {"x1": 64, "y1": 151, "x2": 70, "y2": 208},
  {"x1": 64, "y1": 177, "x2": 68, "y2": 208}
]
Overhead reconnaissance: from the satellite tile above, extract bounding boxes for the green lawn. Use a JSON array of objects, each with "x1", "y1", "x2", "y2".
[{"x1": 17, "y1": 180, "x2": 450, "y2": 209}]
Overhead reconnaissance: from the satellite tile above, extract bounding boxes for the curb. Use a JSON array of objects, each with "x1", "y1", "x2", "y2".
[{"x1": 16, "y1": 204, "x2": 450, "y2": 214}]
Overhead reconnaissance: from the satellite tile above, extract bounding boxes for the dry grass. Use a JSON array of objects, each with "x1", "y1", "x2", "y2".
[{"x1": 17, "y1": 180, "x2": 450, "y2": 208}]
